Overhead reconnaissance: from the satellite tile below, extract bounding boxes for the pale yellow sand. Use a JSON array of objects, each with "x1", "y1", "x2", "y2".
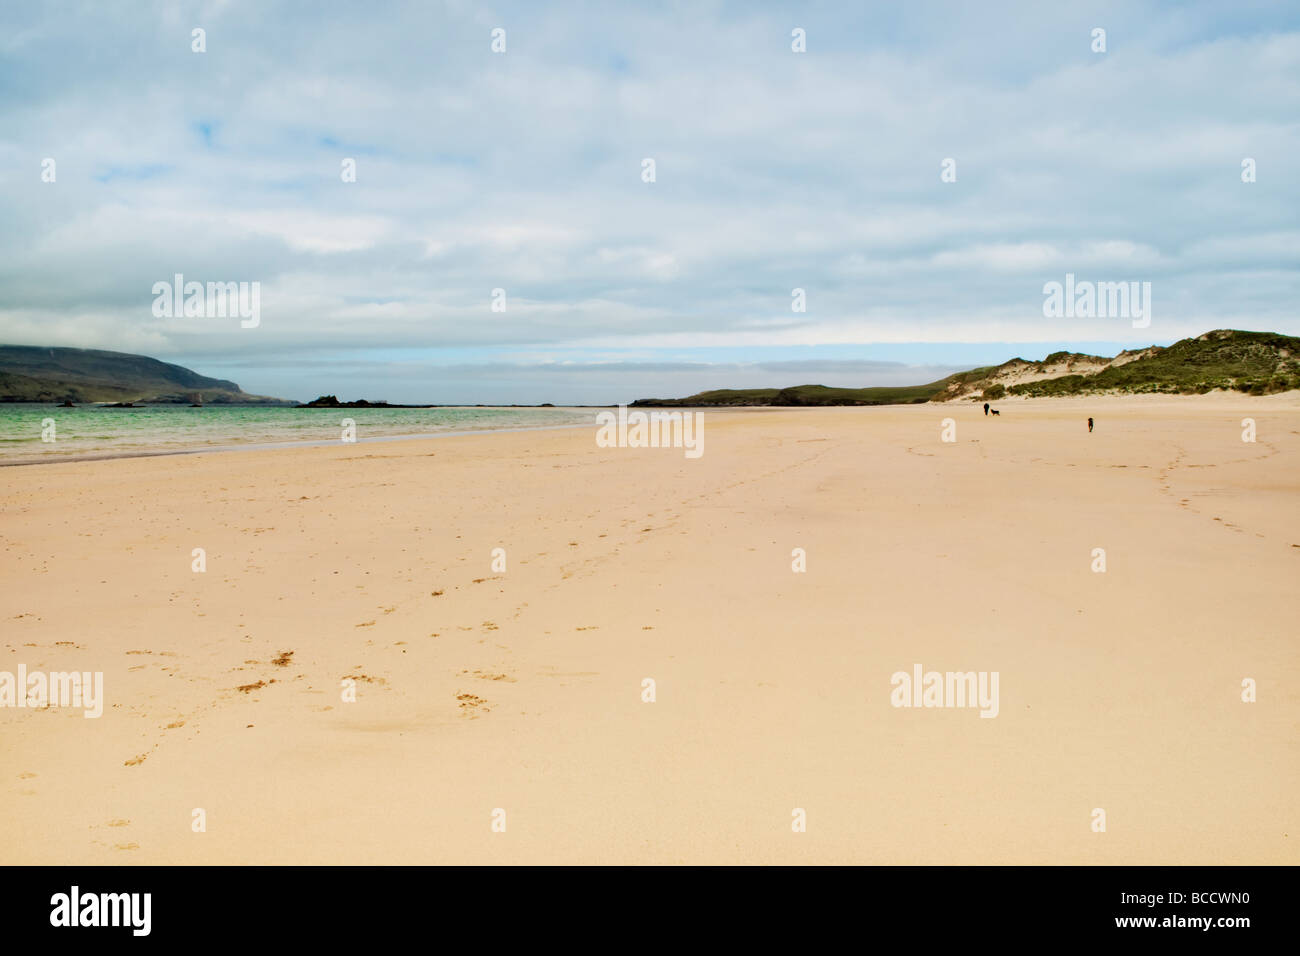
[{"x1": 2, "y1": 394, "x2": 1297, "y2": 864}]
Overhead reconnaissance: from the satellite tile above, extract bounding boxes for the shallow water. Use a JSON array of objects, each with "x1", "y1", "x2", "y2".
[{"x1": 0, "y1": 404, "x2": 594, "y2": 464}]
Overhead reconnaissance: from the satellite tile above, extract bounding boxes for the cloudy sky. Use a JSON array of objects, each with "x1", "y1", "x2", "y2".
[{"x1": 1, "y1": 1, "x2": 1296, "y2": 403}]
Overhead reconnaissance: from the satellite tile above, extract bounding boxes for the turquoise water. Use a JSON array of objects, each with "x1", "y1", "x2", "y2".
[{"x1": 0, "y1": 404, "x2": 593, "y2": 464}]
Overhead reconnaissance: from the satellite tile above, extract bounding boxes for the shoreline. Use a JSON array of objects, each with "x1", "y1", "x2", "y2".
[
  {"x1": 0, "y1": 420, "x2": 596, "y2": 468},
  {"x1": 5, "y1": 391, "x2": 1293, "y2": 467}
]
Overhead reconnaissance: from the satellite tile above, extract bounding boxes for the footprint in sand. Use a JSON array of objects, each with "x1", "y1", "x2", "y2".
[
  {"x1": 460, "y1": 670, "x2": 517, "y2": 683},
  {"x1": 456, "y1": 693, "x2": 490, "y2": 717}
]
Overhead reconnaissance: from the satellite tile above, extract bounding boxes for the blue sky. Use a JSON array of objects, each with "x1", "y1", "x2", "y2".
[{"x1": 1, "y1": 0, "x2": 1297, "y2": 403}]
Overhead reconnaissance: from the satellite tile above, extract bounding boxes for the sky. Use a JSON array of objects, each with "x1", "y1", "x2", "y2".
[{"x1": 1, "y1": 0, "x2": 1297, "y2": 404}]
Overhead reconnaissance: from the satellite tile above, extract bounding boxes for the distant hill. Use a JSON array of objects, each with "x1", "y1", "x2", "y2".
[
  {"x1": 937, "y1": 330, "x2": 1300, "y2": 401},
  {"x1": 0, "y1": 345, "x2": 293, "y2": 404},
  {"x1": 631, "y1": 370, "x2": 994, "y2": 407},
  {"x1": 632, "y1": 331, "x2": 1300, "y2": 406}
]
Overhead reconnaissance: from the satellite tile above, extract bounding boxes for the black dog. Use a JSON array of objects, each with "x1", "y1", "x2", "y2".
[{"x1": 990, "y1": 409, "x2": 1000, "y2": 416}]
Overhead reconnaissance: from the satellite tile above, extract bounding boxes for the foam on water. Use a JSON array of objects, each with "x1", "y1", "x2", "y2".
[{"x1": 0, "y1": 404, "x2": 593, "y2": 464}]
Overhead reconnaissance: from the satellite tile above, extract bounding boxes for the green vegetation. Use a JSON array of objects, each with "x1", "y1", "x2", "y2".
[
  {"x1": 631, "y1": 388, "x2": 780, "y2": 407},
  {"x1": 1008, "y1": 331, "x2": 1300, "y2": 398},
  {"x1": 633, "y1": 368, "x2": 1000, "y2": 407},
  {"x1": 770, "y1": 382, "x2": 939, "y2": 405},
  {"x1": 633, "y1": 382, "x2": 937, "y2": 407},
  {"x1": 0, "y1": 345, "x2": 293, "y2": 404},
  {"x1": 630, "y1": 332, "x2": 1300, "y2": 406}
]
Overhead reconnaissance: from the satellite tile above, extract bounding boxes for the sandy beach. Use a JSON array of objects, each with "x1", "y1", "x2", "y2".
[{"x1": 2, "y1": 395, "x2": 1296, "y2": 865}]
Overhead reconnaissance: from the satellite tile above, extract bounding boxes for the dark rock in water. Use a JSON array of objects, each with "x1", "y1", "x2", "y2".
[
  {"x1": 297, "y1": 395, "x2": 433, "y2": 408},
  {"x1": 59, "y1": 400, "x2": 76, "y2": 407}
]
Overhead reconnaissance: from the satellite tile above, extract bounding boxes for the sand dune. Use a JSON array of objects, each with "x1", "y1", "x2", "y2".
[{"x1": 1, "y1": 394, "x2": 1296, "y2": 864}]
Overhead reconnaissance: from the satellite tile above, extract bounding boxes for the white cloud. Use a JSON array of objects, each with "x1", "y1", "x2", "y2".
[{"x1": 0, "y1": 0, "x2": 1296, "y2": 402}]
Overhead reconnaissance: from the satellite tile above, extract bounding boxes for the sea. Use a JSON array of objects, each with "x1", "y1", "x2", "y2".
[{"x1": 0, "y1": 404, "x2": 594, "y2": 465}]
